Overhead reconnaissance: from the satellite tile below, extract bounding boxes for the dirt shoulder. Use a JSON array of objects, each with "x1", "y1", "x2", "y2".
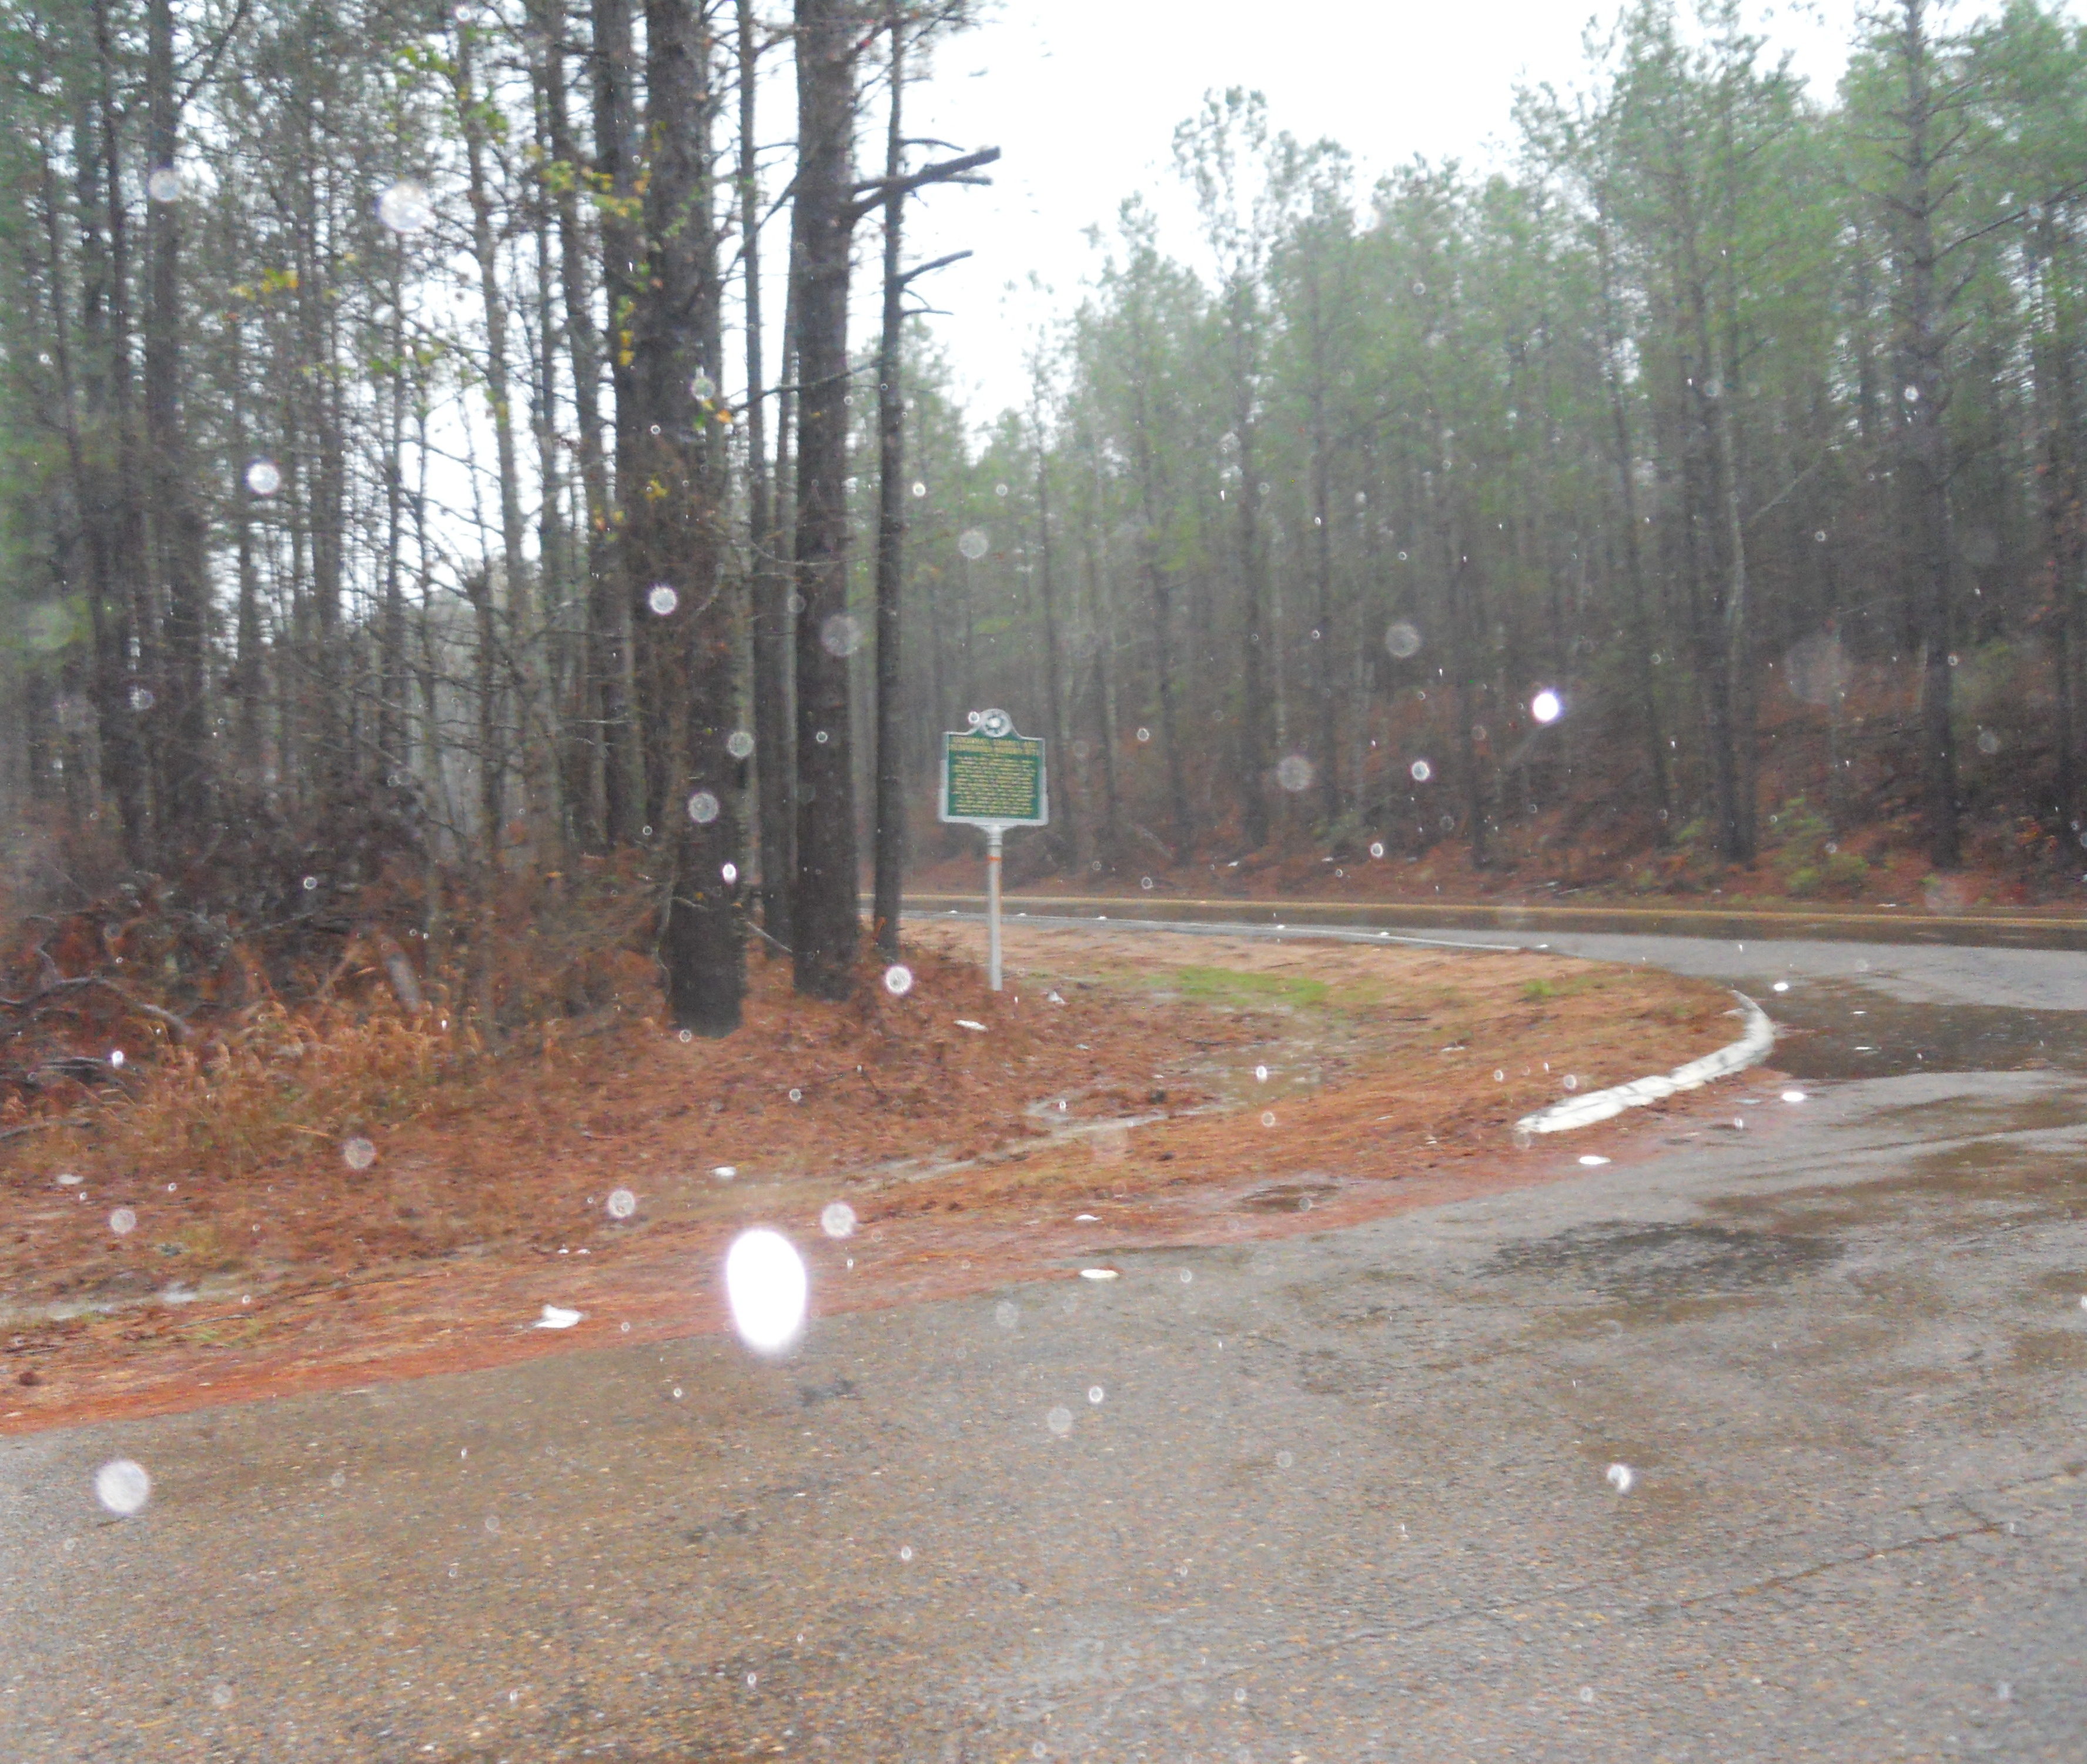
[{"x1": 2, "y1": 927, "x2": 1747, "y2": 1434}]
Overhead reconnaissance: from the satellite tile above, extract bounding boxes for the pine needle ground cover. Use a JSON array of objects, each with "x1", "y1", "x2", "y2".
[{"x1": 1, "y1": 926, "x2": 1738, "y2": 1432}]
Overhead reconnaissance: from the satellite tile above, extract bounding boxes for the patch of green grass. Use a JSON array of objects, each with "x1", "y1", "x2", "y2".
[
  {"x1": 1166, "y1": 965, "x2": 1330, "y2": 1010},
  {"x1": 1523, "y1": 978, "x2": 1558, "y2": 1001}
]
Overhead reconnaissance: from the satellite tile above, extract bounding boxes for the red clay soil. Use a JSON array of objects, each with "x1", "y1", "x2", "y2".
[{"x1": 1, "y1": 926, "x2": 1755, "y2": 1435}]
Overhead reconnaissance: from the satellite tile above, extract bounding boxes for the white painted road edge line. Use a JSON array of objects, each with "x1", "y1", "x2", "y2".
[{"x1": 1514, "y1": 993, "x2": 1776, "y2": 1139}]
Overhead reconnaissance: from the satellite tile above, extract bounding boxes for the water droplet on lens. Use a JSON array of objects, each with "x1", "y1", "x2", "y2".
[
  {"x1": 724, "y1": 1228, "x2": 808, "y2": 1352},
  {"x1": 342, "y1": 1137, "x2": 376, "y2": 1171},
  {"x1": 1385, "y1": 620, "x2": 1422, "y2": 658},
  {"x1": 646, "y1": 583, "x2": 678, "y2": 616},
  {"x1": 958, "y1": 528, "x2": 989, "y2": 560},
  {"x1": 1276, "y1": 754, "x2": 1314, "y2": 793},
  {"x1": 148, "y1": 166, "x2": 182, "y2": 202},
  {"x1": 1530, "y1": 689, "x2": 1564, "y2": 725},
  {"x1": 1410, "y1": 759, "x2": 1433, "y2": 783},
  {"x1": 1606, "y1": 1462, "x2": 1635, "y2": 1493},
  {"x1": 108, "y1": 1207, "x2": 136, "y2": 1235},
  {"x1": 244, "y1": 458, "x2": 281, "y2": 497},
  {"x1": 1276, "y1": 1450, "x2": 1294, "y2": 1469},
  {"x1": 606, "y1": 1187, "x2": 637, "y2": 1220},
  {"x1": 1135, "y1": 726, "x2": 1150, "y2": 742},
  {"x1": 882, "y1": 964, "x2": 914, "y2": 995},
  {"x1": 687, "y1": 789, "x2": 720, "y2": 824},
  {"x1": 1046, "y1": 1405, "x2": 1072, "y2": 1436},
  {"x1": 377, "y1": 180, "x2": 435, "y2": 233},
  {"x1": 1088, "y1": 1385, "x2": 1104, "y2": 1405},
  {"x1": 820, "y1": 612, "x2": 863, "y2": 656},
  {"x1": 820, "y1": 1201, "x2": 856, "y2": 1238},
  {"x1": 94, "y1": 1458, "x2": 150, "y2": 1515},
  {"x1": 726, "y1": 729, "x2": 754, "y2": 759},
  {"x1": 721, "y1": 863, "x2": 738, "y2": 883}
]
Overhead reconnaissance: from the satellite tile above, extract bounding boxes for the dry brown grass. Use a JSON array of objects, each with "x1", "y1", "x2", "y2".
[{"x1": 106, "y1": 1000, "x2": 479, "y2": 1177}]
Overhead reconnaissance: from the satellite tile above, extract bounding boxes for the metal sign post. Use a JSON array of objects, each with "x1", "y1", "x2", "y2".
[
  {"x1": 984, "y1": 822, "x2": 1005, "y2": 991},
  {"x1": 938, "y1": 709, "x2": 1047, "y2": 992}
]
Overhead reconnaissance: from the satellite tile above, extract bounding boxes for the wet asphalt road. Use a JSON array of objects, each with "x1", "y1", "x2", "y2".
[{"x1": 4, "y1": 923, "x2": 2086, "y2": 1763}]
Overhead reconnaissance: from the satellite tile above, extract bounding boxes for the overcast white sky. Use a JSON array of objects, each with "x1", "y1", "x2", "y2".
[{"x1": 889, "y1": 0, "x2": 1880, "y2": 422}]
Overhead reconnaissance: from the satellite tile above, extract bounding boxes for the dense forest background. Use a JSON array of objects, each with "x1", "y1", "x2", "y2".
[{"x1": 4, "y1": 0, "x2": 2087, "y2": 1038}]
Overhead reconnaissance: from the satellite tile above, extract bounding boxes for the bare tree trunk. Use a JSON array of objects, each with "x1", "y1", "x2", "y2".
[
  {"x1": 1126, "y1": 372, "x2": 1192, "y2": 855},
  {"x1": 227, "y1": 314, "x2": 265, "y2": 777},
  {"x1": 143, "y1": 0, "x2": 209, "y2": 835},
  {"x1": 2032, "y1": 214, "x2": 2082, "y2": 824},
  {"x1": 1232, "y1": 338, "x2": 1271, "y2": 848},
  {"x1": 1888, "y1": 0, "x2": 1961, "y2": 868},
  {"x1": 740, "y1": 0, "x2": 794, "y2": 953},
  {"x1": 78, "y1": 27, "x2": 155, "y2": 861},
  {"x1": 1303, "y1": 258, "x2": 1341, "y2": 829},
  {"x1": 1594, "y1": 197, "x2": 1673, "y2": 834},
  {"x1": 591, "y1": 0, "x2": 647, "y2": 841},
  {"x1": 1029, "y1": 382, "x2": 1072, "y2": 868},
  {"x1": 641, "y1": 0, "x2": 743, "y2": 1034},
  {"x1": 458, "y1": 18, "x2": 544, "y2": 856},
  {"x1": 380, "y1": 256, "x2": 409, "y2": 770},
  {"x1": 788, "y1": 0, "x2": 865, "y2": 999},
  {"x1": 871, "y1": 10, "x2": 907, "y2": 961}
]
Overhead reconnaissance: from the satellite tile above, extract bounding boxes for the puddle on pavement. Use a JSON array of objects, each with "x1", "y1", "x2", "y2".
[
  {"x1": 1861, "y1": 1087, "x2": 2087, "y2": 1138},
  {"x1": 1707, "y1": 1135, "x2": 2087, "y2": 1238},
  {"x1": 1479, "y1": 1220, "x2": 1841, "y2": 1303},
  {"x1": 1764, "y1": 980, "x2": 2087, "y2": 1080},
  {"x1": 1240, "y1": 1181, "x2": 1340, "y2": 1214}
]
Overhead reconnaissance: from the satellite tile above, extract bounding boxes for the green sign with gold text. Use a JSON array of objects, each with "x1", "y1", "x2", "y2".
[{"x1": 939, "y1": 721, "x2": 1047, "y2": 826}]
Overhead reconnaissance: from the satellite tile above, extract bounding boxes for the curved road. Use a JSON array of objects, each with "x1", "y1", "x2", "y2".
[{"x1": 3, "y1": 910, "x2": 2084, "y2": 1762}]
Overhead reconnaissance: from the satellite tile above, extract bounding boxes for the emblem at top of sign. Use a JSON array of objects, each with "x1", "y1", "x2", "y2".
[{"x1": 976, "y1": 707, "x2": 1014, "y2": 738}]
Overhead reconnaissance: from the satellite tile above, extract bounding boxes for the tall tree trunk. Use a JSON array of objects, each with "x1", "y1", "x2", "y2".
[
  {"x1": 788, "y1": 0, "x2": 865, "y2": 999},
  {"x1": 458, "y1": 17, "x2": 544, "y2": 856},
  {"x1": 591, "y1": 0, "x2": 646, "y2": 841},
  {"x1": 538, "y1": 0, "x2": 623, "y2": 847},
  {"x1": 1888, "y1": 0, "x2": 1962, "y2": 868},
  {"x1": 1594, "y1": 198, "x2": 1673, "y2": 833},
  {"x1": 740, "y1": 0, "x2": 794, "y2": 953},
  {"x1": 227, "y1": 315, "x2": 265, "y2": 778},
  {"x1": 871, "y1": 11, "x2": 908, "y2": 961},
  {"x1": 2032, "y1": 214, "x2": 2082, "y2": 825},
  {"x1": 380, "y1": 259, "x2": 409, "y2": 770},
  {"x1": 143, "y1": 0, "x2": 209, "y2": 835},
  {"x1": 636, "y1": 0, "x2": 744, "y2": 1034},
  {"x1": 1030, "y1": 387, "x2": 1071, "y2": 867},
  {"x1": 1303, "y1": 257, "x2": 1341, "y2": 830},
  {"x1": 1231, "y1": 315, "x2": 1271, "y2": 847},
  {"x1": 1126, "y1": 366, "x2": 1192, "y2": 854}
]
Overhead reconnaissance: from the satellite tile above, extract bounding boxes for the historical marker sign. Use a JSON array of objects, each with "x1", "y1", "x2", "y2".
[
  {"x1": 939, "y1": 712, "x2": 1047, "y2": 828},
  {"x1": 937, "y1": 710, "x2": 1046, "y2": 993}
]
